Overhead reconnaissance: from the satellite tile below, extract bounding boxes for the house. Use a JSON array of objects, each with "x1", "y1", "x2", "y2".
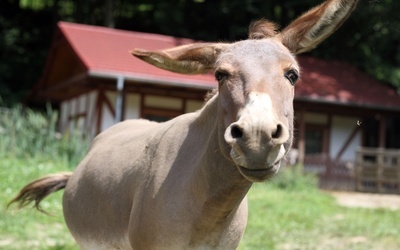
[{"x1": 29, "y1": 22, "x2": 400, "y2": 191}]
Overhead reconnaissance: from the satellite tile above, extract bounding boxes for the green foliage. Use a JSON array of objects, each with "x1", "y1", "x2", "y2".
[
  {"x1": 310, "y1": 0, "x2": 400, "y2": 90},
  {"x1": 0, "y1": 105, "x2": 89, "y2": 167},
  {"x1": 0, "y1": 1, "x2": 53, "y2": 104},
  {"x1": 265, "y1": 164, "x2": 318, "y2": 192},
  {"x1": 0, "y1": 105, "x2": 86, "y2": 248}
]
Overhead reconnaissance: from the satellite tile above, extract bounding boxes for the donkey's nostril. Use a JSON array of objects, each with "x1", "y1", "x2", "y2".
[
  {"x1": 271, "y1": 124, "x2": 282, "y2": 139},
  {"x1": 231, "y1": 125, "x2": 244, "y2": 139}
]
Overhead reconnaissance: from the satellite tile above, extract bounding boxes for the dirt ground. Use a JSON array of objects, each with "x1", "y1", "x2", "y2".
[{"x1": 328, "y1": 191, "x2": 400, "y2": 210}]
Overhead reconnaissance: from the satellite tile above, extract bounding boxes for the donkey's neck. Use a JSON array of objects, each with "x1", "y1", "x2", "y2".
[
  {"x1": 187, "y1": 94, "x2": 252, "y2": 245},
  {"x1": 192, "y1": 94, "x2": 251, "y2": 190}
]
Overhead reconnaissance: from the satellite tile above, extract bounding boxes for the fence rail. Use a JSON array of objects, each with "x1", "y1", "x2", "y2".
[
  {"x1": 355, "y1": 148, "x2": 400, "y2": 194},
  {"x1": 303, "y1": 153, "x2": 356, "y2": 191},
  {"x1": 300, "y1": 148, "x2": 400, "y2": 193}
]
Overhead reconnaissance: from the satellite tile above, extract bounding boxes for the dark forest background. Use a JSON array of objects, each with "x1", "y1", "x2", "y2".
[{"x1": 1, "y1": 0, "x2": 400, "y2": 106}]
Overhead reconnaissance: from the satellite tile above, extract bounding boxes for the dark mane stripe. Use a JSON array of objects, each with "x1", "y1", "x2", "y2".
[{"x1": 248, "y1": 19, "x2": 279, "y2": 39}]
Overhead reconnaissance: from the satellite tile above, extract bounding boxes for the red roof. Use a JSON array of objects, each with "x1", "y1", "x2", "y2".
[
  {"x1": 297, "y1": 57, "x2": 400, "y2": 110},
  {"x1": 55, "y1": 21, "x2": 400, "y2": 110},
  {"x1": 58, "y1": 21, "x2": 215, "y2": 89}
]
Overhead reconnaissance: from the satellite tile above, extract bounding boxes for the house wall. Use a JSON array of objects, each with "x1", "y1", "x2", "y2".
[
  {"x1": 60, "y1": 94, "x2": 363, "y2": 164},
  {"x1": 102, "y1": 91, "x2": 117, "y2": 131},
  {"x1": 124, "y1": 93, "x2": 141, "y2": 119},
  {"x1": 59, "y1": 90, "x2": 98, "y2": 138},
  {"x1": 59, "y1": 90, "x2": 205, "y2": 138},
  {"x1": 142, "y1": 95, "x2": 203, "y2": 113},
  {"x1": 304, "y1": 112, "x2": 328, "y2": 125},
  {"x1": 330, "y1": 116, "x2": 362, "y2": 162},
  {"x1": 303, "y1": 112, "x2": 362, "y2": 163},
  {"x1": 145, "y1": 95, "x2": 182, "y2": 110},
  {"x1": 186, "y1": 100, "x2": 204, "y2": 113}
]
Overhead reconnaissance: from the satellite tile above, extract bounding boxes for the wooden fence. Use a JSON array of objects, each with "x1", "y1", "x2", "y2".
[
  {"x1": 355, "y1": 148, "x2": 400, "y2": 194},
  {"x1": 301, "y1": 149, "x2": 400, "y2": 193},
  {"x1": 303, "y1": 153, "x2": 356, "y2": 191}
]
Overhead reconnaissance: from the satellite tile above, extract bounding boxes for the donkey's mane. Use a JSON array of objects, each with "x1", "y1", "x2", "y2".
[
  {"x1": 204, "y1": 88, "x2": 218, "y2": 103},
  {"x1": 248, "y1": 19, "x2": 279, "y2": 40}
]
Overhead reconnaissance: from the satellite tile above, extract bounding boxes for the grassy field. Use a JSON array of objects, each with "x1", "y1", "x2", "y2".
[
  {"x1": 1, "y1": 156, "x2": 77, "y2": 249},
  {"x1": 1, "y1": 107, "x2": 400, "y2": 249},
  {"x1": 2, "y1": 156, "x2": 400, "y2": 250}
]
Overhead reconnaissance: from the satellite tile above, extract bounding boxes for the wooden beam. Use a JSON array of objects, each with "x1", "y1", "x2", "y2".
[
  {"x1": 297, "y1": 108, "x2": 306, "y2": 164},
  {"x1": 42, "y1": 72, "x2": 87, "y2": 95},
  {"x1": 90, "y1": 81, "x2": 208, "y2": 101},
  {"x1": 324, "y1": 114, "x2": 332, "y2": 154},
  {"x1": 379, "y1": 114, "x2": 387, "y2": 148},
  {"x1": 96, "y1": 89, "x2": 104, "y2": 135},
  {"x1": 140, "y1": 93, "x2": 145, "y2": 118},
  {"x1": 121, "y1": 91, "x2": 127, "y2": 121},
  {"x1": 101, "y1": 91, "x2": 116, "y2": 118}
]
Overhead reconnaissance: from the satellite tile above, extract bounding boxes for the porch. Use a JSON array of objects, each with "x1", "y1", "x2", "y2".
[{"x1": 301, "y1": 148, "x2": 400, "y2": 194}]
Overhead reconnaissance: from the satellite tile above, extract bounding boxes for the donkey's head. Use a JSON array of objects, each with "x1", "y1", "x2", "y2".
[{"x1": 131, "y1": 0, "x2": 358, "y2": 182}]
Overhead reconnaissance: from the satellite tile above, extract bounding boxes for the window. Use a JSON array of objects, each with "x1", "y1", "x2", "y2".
[
  {"x1": 305, "y1": 124, "x2": 328, "y2": 155},
  {"x1": 363, "y1": 117, "x2": 379, "y2": 148},
  {"x1": 305, "y1": 127, "x2": 324, "y2": 154},
  {"x1": 386, "y1": 117, "x2": 400, "y2": 149}
]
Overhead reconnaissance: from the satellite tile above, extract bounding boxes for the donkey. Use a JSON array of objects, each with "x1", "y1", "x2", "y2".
[{"x1": 10, "y1": 0, "x2": 358, "y2": 249}]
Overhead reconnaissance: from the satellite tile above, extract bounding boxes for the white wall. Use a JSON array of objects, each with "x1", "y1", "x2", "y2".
[
  {"x1": 330, "y1": 115, "x2": 362, "y2": 162},
  {"x1": 86, "y1": 91, "x2": 98, "y2": 138},
  {"x1": 101, "y1": 91, "x2": 117, "y2": 131},
  {"x1": 60, "y1": 90, "x2": 206, "y2": 137},
  {"x1": 186, "y1": 100, "x2": 204, "y2": 113},
  {"x1": 59, "y1": 91, "x2": 98, "y2": 136},
  {"x1": 145, "y1": 95, "x2": 182, "y2": 109},
  {"x1": 125, "y1": 94, "x2": 140, "y2": 119}
]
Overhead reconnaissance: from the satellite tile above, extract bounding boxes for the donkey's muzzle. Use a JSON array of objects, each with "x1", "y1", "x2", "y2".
[{"x1": 224, "y1": 118, "x2": 289, "y2": 182}]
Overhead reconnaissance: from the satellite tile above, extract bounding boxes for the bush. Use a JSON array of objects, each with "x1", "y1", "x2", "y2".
[
  {"x1": 0, "y1": 105, "x2": 89, "y2": 167},
  {"x1": 265, "y1": 164, "x2": 318, "y2": 192}
]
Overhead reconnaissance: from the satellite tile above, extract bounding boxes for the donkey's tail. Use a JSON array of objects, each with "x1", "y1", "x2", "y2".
[{"x1": 8, "y1": 172, "x2": 72, "y2": 213}]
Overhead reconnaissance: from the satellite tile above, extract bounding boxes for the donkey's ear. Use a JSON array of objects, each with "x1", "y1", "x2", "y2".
[
  {"x1": 280, "y1": 0, "x2": 358, "y2": 54},
  {"x1": 131, "y1": 43, "x2": 228, "y2": 74}
]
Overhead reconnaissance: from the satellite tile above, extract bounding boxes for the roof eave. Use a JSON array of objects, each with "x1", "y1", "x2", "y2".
[
  {"x1": 87, "y1": 69, "x2": 216, "y2": 90},
  {"x1": 295, "y1": 96, "x2": 400, "y2": 112}
]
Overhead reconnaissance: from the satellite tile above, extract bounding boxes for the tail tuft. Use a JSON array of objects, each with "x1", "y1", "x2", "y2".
[{"x1": 8, "y1": 172, "x2": 72, "y2": 213}]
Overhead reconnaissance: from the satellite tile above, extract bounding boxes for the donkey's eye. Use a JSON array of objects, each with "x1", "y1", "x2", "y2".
[
  {"x1": 215, "y1": 70, "x2": 230, "y2": 82},
  {"x1": 284, "y1": 69, "x2": 299, "y2": 85}
]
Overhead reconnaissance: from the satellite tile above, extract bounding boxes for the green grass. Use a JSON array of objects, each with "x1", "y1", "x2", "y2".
[
  {"x1": 0, "y1": 106, "x2": 84, "y2": 249},
  {"x1": 239, "y1": 171, "x2": 400, "y2": 250},
  {"x1": 1, "y1": 156, "x2": 78, "y2": 249},
  {"x1": 2, "y1": 159, "x2": 400, "y2": 249}
]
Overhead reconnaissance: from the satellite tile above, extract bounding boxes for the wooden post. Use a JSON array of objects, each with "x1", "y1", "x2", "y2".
[
  {"x1": 115, "y1": 76, "x2": 125, "y2": 123},
  {"x1": 95, "y1": 89, "x2": 104, "y2": 135},
  {"x1": 298, "y1": 108, "x2": 306, "y2": 165},
  {"x1": 377, "y1": 148, "x2": 384, "y2": 193},
  {"x1": 378, "y1": 114, "x2": 386, "y2": 148}
]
